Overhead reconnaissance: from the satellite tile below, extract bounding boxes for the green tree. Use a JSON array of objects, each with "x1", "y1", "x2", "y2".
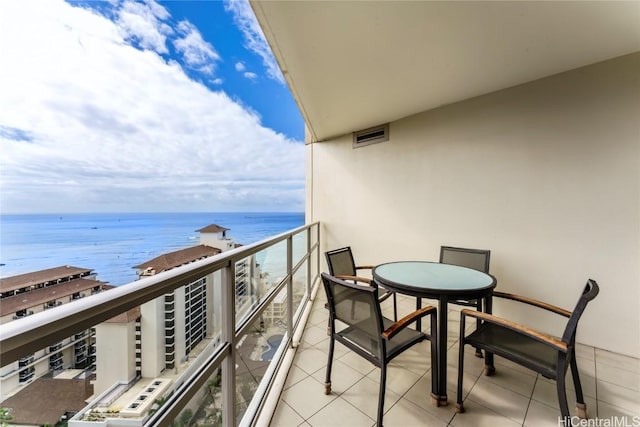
[{"x1": 0, "y1": 408, "x2": 12, "y2": 427}]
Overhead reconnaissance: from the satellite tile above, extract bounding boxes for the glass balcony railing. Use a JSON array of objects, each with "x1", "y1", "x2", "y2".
[{"x1": 0, "y1": 222, "x2": 320, "y2": 426}]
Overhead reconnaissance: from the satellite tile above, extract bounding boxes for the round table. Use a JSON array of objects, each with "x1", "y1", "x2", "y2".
[{"x1": 373, "y1": 261, "x2": 497, "y2": 406}]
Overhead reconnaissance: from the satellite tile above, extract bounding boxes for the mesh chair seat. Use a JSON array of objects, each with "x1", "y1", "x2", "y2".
[
  {"x1": 337, "y1": 317, "x2": 426, "y2": 362},
  {"x1": 464, "y1": 322, "x2": 560, "y2": 378}
]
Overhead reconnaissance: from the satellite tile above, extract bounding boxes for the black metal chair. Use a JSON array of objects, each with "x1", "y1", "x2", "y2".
[
  {"x1": 321, "y1": 273, "x2": 438, "y2": 426},
  {"x1": 440, "y1": 246, "x2": 491, "y2": 356},
  {"x1": 325, "y1": 247, "x2": 398, "y2": 320},
  {"x1": 456, "y1": 279, "x2": 599, "y2": 421}
]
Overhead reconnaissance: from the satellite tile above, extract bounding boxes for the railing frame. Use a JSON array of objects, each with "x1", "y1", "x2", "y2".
[{"x1": 0, "y1": 222, "x2": 320, "y2": 427}]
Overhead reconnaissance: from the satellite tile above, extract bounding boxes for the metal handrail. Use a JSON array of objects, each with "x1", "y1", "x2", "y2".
[{"x1": 1, "y1": 221, "x2": 321, "y2": 427}]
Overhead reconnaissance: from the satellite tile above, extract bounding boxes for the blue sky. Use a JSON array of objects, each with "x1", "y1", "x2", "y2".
[{"x1": 0, "y1": 0, "x2": 305, "y2": 213}]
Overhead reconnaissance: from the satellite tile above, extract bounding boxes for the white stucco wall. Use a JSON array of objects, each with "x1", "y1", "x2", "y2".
[
  {"x1": 308, "y1": 53, "x2": 640, "y2": 357},
  {"x1": 94, "y1": 321, "x2": 137, "y2": 397}
]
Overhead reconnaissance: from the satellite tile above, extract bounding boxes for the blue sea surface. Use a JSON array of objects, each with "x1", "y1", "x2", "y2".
[{"x1": 0, "y1": 212, "x2": 304, "y2": 286}]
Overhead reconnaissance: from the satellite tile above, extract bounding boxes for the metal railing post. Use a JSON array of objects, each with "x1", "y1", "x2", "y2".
[
  {"x1": 286, "y1": 235, "x2": 293, "y2": 347},
  {"x1": 221, "y1": 263, "x2": 236, "y2": 426}
]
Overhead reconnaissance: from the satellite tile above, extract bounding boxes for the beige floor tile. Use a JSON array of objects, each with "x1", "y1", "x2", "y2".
[
  {"x1": 523, "y1": 400, "x2": 562, "y2": 427},
  {"x1": 596, "y1": 348, "x2": 640, "y2": 374},
  {"x1": 531, "y1": 378, "x2": 597, "y2": 415},
  {"x1": 466, "y1": 378, "x2": 530, "y2": 424},
  {"x1": 293, "y1": 347, "x2": 332, "y2": 375},
  {"x1": 383, "y1": 397, "x2": 449, "y2": 427},
  {"x1": 337, "y1": 351, "x2": 376, "y2": 376},
  {"x1": 596, "y1": 379, "x2": 640, "y2": 413},
  {"x1": 596, "y1": 363, "x2": 640, "y2": 392},
  {"x1": 365, "y1": 364, "x2": 422, "y2": 396},
  {"x1": 300, "y1": 324, "x2": 329, "y2": 348},
  {"x1": 270, "y1": 401, "x2": 305, "y2": 426},
  {"x1": 306, "y1": 397, "x2": 375, "y2": 427},
  {"x1": 284, "y1": 365, "x2": 312, "y2": 390},
  {"x1": 280, "y1": 375, "x2": 337, "y2": 419},
  {"x1": 311, "y1": 358, "x2": 365, "y2": 395},
  {"x1": 476, "y1": 363, "x2": 537, "y2": 398},
  {"x1": 597, "y1": 400, "x2": 640, "y2": 419},
  {"x1": 404, "y1": 372, "x2": 463, "y2": 424},
  {"x1": 339, "y1": 376, "x2": 402, "y2": 421},
  {"x1": 575, "y1": 343, "x2": 595, "y2": 361},
  {"x1": 449, "y1": 400, "x2": 522, "y2": 427}
]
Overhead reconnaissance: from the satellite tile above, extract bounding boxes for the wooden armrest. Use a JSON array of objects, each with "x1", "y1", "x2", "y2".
[
  {"x1": 355, "y1": 265, "x2": 375, "y2": 271},
  {"x1": 382, "y1": 305, "x2": 436, "y2": 340},
  {"x1": 335, "y1": 275, "x2": 372, "y2": 285},
  {"x1": 461, "y1": 309, "x2": 568, "y2": 352},
  {"x1": 493, "y1": 291, "x2": 571, "y2": 317}
]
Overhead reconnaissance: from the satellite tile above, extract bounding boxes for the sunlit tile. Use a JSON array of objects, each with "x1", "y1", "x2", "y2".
[
  {"x1": 337, "y1": 351, "x2": 376, "y2": 376},
  {"x1": 284, "y1": 365, "x2": 311, "y2": 390},
  {"x1": 339, "y1": 376, "x2": 402, "y2": 421},
  {"x1": 383, "y1": 397, "x2": 449, "y2": 427},
  {"x1": 307, "y1": 397, "x2": 375, "y2": 427},
  {"x1": 294, "y1": 347, "x2": 333, "y2": 376},
  {"x1": 365, "y1": 364, "x2": 421, "y2": 396},
  {"x1": 300, "y1": 324, "x2": 329, "y2": 348},
  {"x1": 311, "y1": 358, "x2": 365, "y2": 395},
  {"x1": 280, "y1": 375, "x2": 337, "y2": 419},
  {"x1": 270, "y1": 400, "x2": 305, "y2": 426},
  {"x1": 449, "y1": 399, "x2": 522, "y2": 427}
]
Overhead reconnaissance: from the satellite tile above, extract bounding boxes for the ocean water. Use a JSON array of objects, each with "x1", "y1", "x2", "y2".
[{"x1": 0, "y1": 212, "x2": 304, "y2": 286}]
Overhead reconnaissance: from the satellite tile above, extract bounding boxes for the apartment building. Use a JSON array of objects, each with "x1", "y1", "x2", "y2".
[{"x1": 0, "y1": 266, "x2": 109, "y2": 401}]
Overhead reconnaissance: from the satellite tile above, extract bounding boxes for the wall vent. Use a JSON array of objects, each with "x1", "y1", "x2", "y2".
[{"x1": 353, "y1": 124, "x2": 389, "y2": 148}]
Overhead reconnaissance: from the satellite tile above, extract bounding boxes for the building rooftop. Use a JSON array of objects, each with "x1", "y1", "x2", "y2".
[
  {"x1": 0, "y1": 265, "x2": 94, "y2": 293},
  {"x1": 195, "y1": 224, "x2": 229, "y2": 233},
  {"x1": 132, "y1": 244, "x2": 221, "y2": 273},
  {"x1": 0, "y1": 278, "x2": 111, "y2": 317}
]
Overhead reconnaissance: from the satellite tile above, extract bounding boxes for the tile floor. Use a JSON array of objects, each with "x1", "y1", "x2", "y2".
[{"x1": 270, "y1": 293, "x2": 640, "y2": 426}]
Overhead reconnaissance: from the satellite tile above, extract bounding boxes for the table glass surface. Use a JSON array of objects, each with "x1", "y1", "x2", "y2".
[{"x1": 374, "y1": 261, "x2": 494, "y2": 291}]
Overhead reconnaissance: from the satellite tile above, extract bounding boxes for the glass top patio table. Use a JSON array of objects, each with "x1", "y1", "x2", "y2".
[
  {"x1": 373, "y1": 261, "x2": 497, "y2": 407},
  {"x1": 373, "y1": 261, "x2": 495, "y2": 297}
]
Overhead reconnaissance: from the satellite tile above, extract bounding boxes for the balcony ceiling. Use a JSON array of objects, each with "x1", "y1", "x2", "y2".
[{"x1": 251, "y1": 1, "x2": 640, "y2": 142}]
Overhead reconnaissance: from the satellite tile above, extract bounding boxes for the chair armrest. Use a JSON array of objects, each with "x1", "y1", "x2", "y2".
[
  {"x1": 493, "y1": 291, "x2": 571, "y2": 318},
  {"x1": 461, "y1": 309, "x2": 568, "y2": 352},
  {"x1": 355, "y1": 265, "x2": 375, "y2": 271},
  {"x1": 382, "y1": 305, "x2": 436, "y2": 340},
  {"x1": 336, "y1": 275, "x2": 372, "y2": 285}
]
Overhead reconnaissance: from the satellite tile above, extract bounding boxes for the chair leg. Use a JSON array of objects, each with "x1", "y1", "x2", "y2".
[
  {"x1": 392, "y1": 292, "x2": 398, "y2": 321},
  {"x1": 378, "y1": 364, "x2": 387, "y2": 426},
  {"x1": 324, "y1": 337, "x2": 335, "y2": 395},
  {"x1": 456, "y1": 317, "x2": 465, "y2": 413},
  {"x1": 556, "y1": 358, "x2": 570, "y2": 419},
  {"x1": 570, "y1": 356, "x2": 588, "y2": 418},
  {"x1": 474, "y1": 299, "x2": 483, "y2": 358}
]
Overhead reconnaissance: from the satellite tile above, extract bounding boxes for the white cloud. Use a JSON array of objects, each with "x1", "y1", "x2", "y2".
[
  {"x1": 235, "y1": 62, "x2": 246, "y2": 72},
  {"x1": 224, "y1": 0, "x2": 285, "y2": 84},
  {"x1": 0, "y1": 0, "x2": 303, "y2": 214},
  {"x1": 244, "y1": 72, "x2": 258, "y2": 80},
  {"x1": 174, "y1": 20, "x2": 220, "y2": 74},
  {"x1": 116, "y1": 0, "x2": 173, "y2": 53}
]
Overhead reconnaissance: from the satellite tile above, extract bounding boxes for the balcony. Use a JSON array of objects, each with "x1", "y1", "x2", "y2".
[{"x1": 2, "y1": 221, "x2": 639, "y2": 426}]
